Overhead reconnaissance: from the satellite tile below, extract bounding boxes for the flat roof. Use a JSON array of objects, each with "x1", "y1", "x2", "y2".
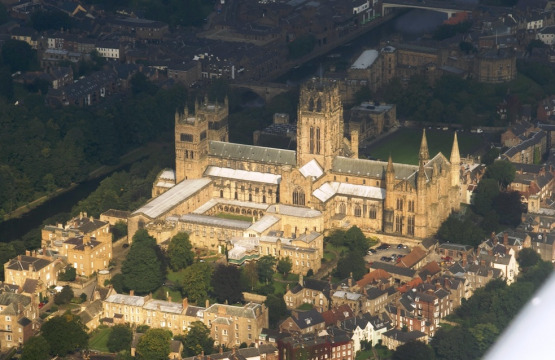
[
  {"x1": 313, "y1": 182, "x2": 386, "y2": 203},
  {"x1": 204, "y1": 166, "x2": 281, "y2": 185},
  {"x1": 351, "y1": 50, "x2": 379, "y2": 70}
]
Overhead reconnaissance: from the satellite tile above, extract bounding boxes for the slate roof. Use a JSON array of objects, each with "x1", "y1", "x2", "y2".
[
  {"x1": 205, "y1": 302, "x2": 262, "y2": 319},
  {"x1": 5, "y1": 256, "x2": 53, "y2": 272},
  {"x1": 290, "y1": 308, "x2": 325, "y2": 329},
  {"x1": 0, "y1": 293, "x2": 32, "y2": 315},
  {"x1": 396, "y1": 246, "x2": 427, "y2": 268},
  {"x1": 504, "y1": 131, "x2": 546, "y2": 158},
  {"x1": 321, "y1": 304, "x2": 354, "y2": 325},
  {"x1": 21, "y1": 279, "x2": 39, "y2": 294},
  {"x1": 209, "y1": 141, "x2": 296, "y2": 166},
  {"x1": 332, "y1": 157, "x2": 418, "y2": 179},
  {"x1": 370, "y1": 262, "x2": 416, "y2": 278},
  {"x1": 382, "y1": 329, "x2": 427, "y2": 343}
]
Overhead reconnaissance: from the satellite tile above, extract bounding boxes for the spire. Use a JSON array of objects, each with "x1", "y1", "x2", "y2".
[
  {"x1": 419, "y1": 129, "x2": 429, "y2": 164},
  {"x1": 450, "y1": 131, "x2": 460, "y2": 165},
  {"x1": 387, "y1": 153, "x2": 394, "y2": 174}
]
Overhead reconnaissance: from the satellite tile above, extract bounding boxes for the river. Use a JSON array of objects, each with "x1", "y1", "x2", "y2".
[{"x1": 0, "y1": 9, "x2": 447, "y2": 244}]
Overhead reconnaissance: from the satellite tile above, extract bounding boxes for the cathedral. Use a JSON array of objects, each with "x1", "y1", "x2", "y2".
[{"x1": 128, "y1": 79, "x2": 460, "y2": 273}]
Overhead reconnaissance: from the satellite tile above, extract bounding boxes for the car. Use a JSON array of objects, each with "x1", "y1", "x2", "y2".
[
  {"x1": 38, "y1": 302, "x2": 45, "y2": 309},
  {"x1": 377, "y1": 244, "x2": 391, "y2": 250},
  {"x1": 397, "y1": 244, "x2": 404, "y2": 249},
  {"x1": 391, "y1": 253, "x2": 397, "y2": 259},
  {"x1": 122, "y1": 243, "x2": 129, "y2": 248},
  {"x1": 368, "y1": 249, "x2": 377, "y2": 254}
]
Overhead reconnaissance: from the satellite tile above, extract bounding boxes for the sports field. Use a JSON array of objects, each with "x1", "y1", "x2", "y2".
[{"x1": 362, "y1": 128, "x2": 486, "y2": 165}]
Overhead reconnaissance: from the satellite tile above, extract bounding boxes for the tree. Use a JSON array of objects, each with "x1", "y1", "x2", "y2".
[
  {"x1": 121, "y1": 230, "x2": 164, "y2": 294},
  {"x1": 472, "y1": 178, "x2": 500, "y2": 216},
  {"x1": 242, "y1": 261, "x2": 258, "y2": 290},
  {"x1": 485, "y1": 160, "x2": 515, "y2": 190},
  {"x1": 41, "y1": 314, "x2": 88, "y2": 356},
  {"x1": 431, "y1": 326, "x2": 480, "y2": 360},
  {"x1": 257, "y1": 255, "x2": 276, "y2": 284},
  {"x1": 21, "y1": 335, "x2": 50, "y2": 360},
  {"x1": 211, "y1": 264, "x2": 243, "y2": 304},
  {"x1": 517, "y1": 248, "x2": 541, "y2": 270},
  {"x1": 111, "y1": 221, "x2": 128, "y2": 242},
  {"x1": 277, "y1": 257, "x2": 293, "y2": 277},
  {"x1": 345, "y1": 226, "x2": 370, "y2": 253},
  {"x1": 392, "y1": 341, "x2": 435, "y2": 360},
  {"x1": 167, "y1": 232, "x2": 194, "y2": 271},
  {"x1": 469, "y1": 323, "x2": 499, "y2": 354},
  {"x1": 437, "y1": 212, "x2": 485, "y2": 247},
  {"x1": 335, "y1": 252, "x2": 366, "y2": 280},
  {"x1": 180, "y1": 262, "x2": 213, "y2": 304},
  {"x1": 265, "y1": 294, "x2": 288, "y2": 328},
  {"x1": 136, "y1": 328, "x2": 171, "y2": 360},
  {"x1": 54, "y1": 285, "x2": 74, "y2": 305},
  {"x1": 1, "y1": 40, "x2": 36, "y2": 72},
  {"x1": 177, "y1": 321, "x2": 214, "y2": 357},
  {"x1": 58, "y1": 266, "x2": 76, "y2": 281},
  {"x1": 107, "y1": 324, "x2": 133, "y2": 353},
  {"x1": 493, "y1": 191, "x2": 522, "y2": 226}
]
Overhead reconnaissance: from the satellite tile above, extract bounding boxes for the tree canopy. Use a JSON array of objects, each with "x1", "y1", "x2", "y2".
[
  {"x1": 335, "y1": 251, "x2": 367, "y2": 280},
  {"x1": 211, "y1": 264, "x2": 243, "y2": 304},
  {"x1": 177, "y1": 321, "x2": 214, "y2": 357},
  {"x1": 277, "y1": 257, "x2": 293, "y2": 277},
  {"x1": 167, "y1": 232, "x2": 194, "y2": 271},
  {"x1": 257, "y1": 255, "x2": 276, "y2": 284},
  {"x1": 121, "y1": 230, "x2": 164, "y2": 294},
  {"x1": 21, "y1": 335, "x2": 50, "y2": 360},
  {"x1": 54, "y1": 285, "x2": 74, "y2": 305},
  {"x1": 517, "y1": 248, "x2": 541, "y2": 271},
  {"x1": 264, "y1": 294, "x2": 288, "y2": 328},
  {"x1": 107, "y1": 324, "x2": 133, "y2": 353},
  {"x1": 484, "y1": 160, "x2": 515, "y2": 190},
  {"x1": 392, "y1": 341, "x2": 435, "y2": 360},
  {"x1": 179, "y1": 262, "x2": 213, "y2": 304},
  {"x1": 136, "y1": 328, "x2": 172, "y2": 360},
  {"x1": 41, "y1": 314, "x2": 88, "y2": 356},
  {"x1": 1, "y1": 40, "x2": 37, "y2": 73}
]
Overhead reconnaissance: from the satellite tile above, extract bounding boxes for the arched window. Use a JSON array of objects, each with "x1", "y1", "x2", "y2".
[
  {"x1": 396, "y1": 198, "x2": 403, "y2": 211},
  {"x1": 316, "y1": 98, "x2": 322, "y2": 112},
  {"x1": 263, "y1": 195, "x2": 266, "y2": 204},
  {"x1": 308, "y1": 98, "x2": 314, "y2": 111},
  {"x1": 395, "y1": 215, "x2": 403, "y2": 233},
  {"x1": 249, "y1": 193, "x2": 253, "y2": 202},
  {"x1": 408, "y1": 216, "x2": 415, "y2": 236},
  {"x1": 293, "y1": 188, "x2": 305, "y2": 206},
  {"x1": 354, "y1": 205, "x2": 362, "y2": 217},
  {"x1": 338, "y1": 203, "x2": 346, "y2": 215},
  {"x1": 369, "y1": 206, "x2": 377, "y2": 219}
]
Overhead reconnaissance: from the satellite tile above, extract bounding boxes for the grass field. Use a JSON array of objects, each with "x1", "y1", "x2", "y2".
[
  {"x1": 216, "y1": 213, "x2": 252, "y2": 222},
  {"x1": 364, "y1": 128, "x2": 485, "y2": 165},
  {"x1": 89, "y1": 326, "x2": 111, "y2": 353}
]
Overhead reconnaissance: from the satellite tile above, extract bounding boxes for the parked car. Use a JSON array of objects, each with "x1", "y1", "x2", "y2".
[
  {"x1": 377, "y1": 244, "x2": 391, "y2": 250},
  {"x1": 368, "y1": 249, "x2": 377, "y2": 254}
]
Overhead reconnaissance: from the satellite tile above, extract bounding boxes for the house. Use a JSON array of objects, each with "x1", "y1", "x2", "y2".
[
  {"x1": 3, "y1": 252, "x2": 63, "y2": 290},
  {"x1": 502, "y1": 131, "x2": 547, "y2": 164},
  {"x1": 284, "y1": 276, "x2": 331, "y2": 312},
  {"x1": 0, "y1": 292, "x2": 38, "y2": 352},
  {"x1": 530, "y1": 232, "x2": 555, "y2": 262},
  {"x1": 509, "y1": 163, "x2": 554, "y2": 202},
  {"x1": 64, "y1": 235, "x2": 112, "y2": 276},
  {"x1": 381, "y1": 329, "x2": 427, "y2": 351},
  {"x1": 277, "y1": 328, "x2": 354, "y2": 360},
  {"x1": 184, "y1": 344, "x2": 279, "y2": 360},
  {"x1": 396, "y1": 246, "x2": 427, "y2": 269},
  {"x1": 368, "y1": 262, "x2": 416, "y2": 284},
  {"x1": 339, "y1": 313, "x2": 390, "y2": 353},
  {"x1": 331, "y1": 290, "x2": 364, "y2": 316},
  {"x1": 384, "y1": 304, "x2": 435, "y2": 337},
  {"x1": 102, "y1": 293, "x2": 205, "y2": 335},
  {"x1": 500, "y1": 120, "x2": 536, "y2": 147},
  {"x1": 203, "y1": 302, "x2": 269, "y2": 347},
  {"x1": 478, "y1": 244, "x2": 519, "y2": 284},
  {"x1": 78, "y1": 299, "x2": 104, "y2": 331},
  {"x1": 279, "y1": 308, "x2": 326, "y2": 334},
  {"x1": 321, "y1": 304, "x2": 355, "y2": 326}
]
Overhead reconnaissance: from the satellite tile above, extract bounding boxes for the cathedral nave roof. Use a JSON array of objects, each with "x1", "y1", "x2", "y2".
[{"x1": 209, "y1": 141, "x2": 296, "y2": 165}]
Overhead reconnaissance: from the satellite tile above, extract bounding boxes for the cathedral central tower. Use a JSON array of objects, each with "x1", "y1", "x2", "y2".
[{"x1": 296, "y1": 79, "x2": 344, "y2": 171}]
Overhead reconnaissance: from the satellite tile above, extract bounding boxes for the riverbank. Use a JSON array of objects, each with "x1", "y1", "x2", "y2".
[{"x1": 2, "y1": 142, "x2": 162, "y2": 222}]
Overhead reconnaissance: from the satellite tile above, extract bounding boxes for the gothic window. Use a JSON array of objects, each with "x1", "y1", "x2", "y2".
[
  {"x1": 249, "y1": 193, "x2": 253, "y2": 202},
  {"x1": 408, "y1": 200, "x2": 415, "y2": 212},
  {"x1": 316, "y1": 127, "x2": 321, "y2": 154},
  {"x1": 309, "y1": 98, "x2": 314, "y2": 111},
  {"x1": 338, "y1": 203, "x2": 346, "y2": 215},
  {"x1": 220, "y1": 190, "x2": 223, "y2": 198},
  {"x1": 190, "y1": 151, "x2": 194, "y2": 159},
  {"x1": 408, "y1": 216, "x2": 415, "y2": 236},
  {"x1": 185, "y1": 150, "x2": 189, "y2": 159},
  {"x1": 396, "y1": 198, "x2": 403, "y2": 211},
  {"x1": 369, "y1": 206, "x2": 377, "y2": 219},
  {"x1": 293, "y1": 187, "x2": 305, "y2": 206},
  {"x1": 395, "y1": 215, "x2": 403, "y2": 233},
  {"x1": 316, "y1": 98, "x2": 322, "y2": 112},
  {"x1": 263, "y1": 195, "x2": 266, "y2": 203},
  {"x1": 180, "y1": 133, "x2": 193, "y2": 142},
  {"x1": 354, "y1": 205, "x2": 362, "y2": 217},
  {"x1": 310, "y1": 127, "x2": 315, "y2": 154},
  {"x1": 234, "y1": 192, "x2": 238, "y2": 200}
]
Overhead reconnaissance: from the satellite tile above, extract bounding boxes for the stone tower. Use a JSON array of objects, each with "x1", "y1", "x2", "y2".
[
  {"x1": 418, "y1": 128, "x2": 429, "y2": 165},
  {"x1": 450, "y1": 132, "x2": 461, "y2": 212},
  {"x1": 296, "y1": 79, "x2": 344, "y2": 171},
  {"x1": 175, "y1": 97, "x2": 229, "y2": 182}
]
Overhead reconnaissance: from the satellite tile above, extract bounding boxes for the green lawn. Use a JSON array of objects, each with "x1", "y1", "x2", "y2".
[
  {"x1": 355, "y1": 349, "x2": 374, "y2": 360},
  {"x1": 167, "y1": 269, "x2": 187, "y2": 283},
  {"x1": 215, "y1": 213, "x2": 252, "y2": 221},
  {"x1": 89, "y1": 326, "x2": 112, "y2": 353},
  {"x1": 297, "y1": 303, "x2": 314, "y2": 311},
  {"x1": 366, "y1": 128, "x2": 485, "y2": 165}
]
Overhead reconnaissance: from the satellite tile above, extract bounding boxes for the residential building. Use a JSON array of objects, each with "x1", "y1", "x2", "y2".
[
  {"x1": 0, "y1": 292, "x2": 38, "y2": 352},
  {"x1": 381, "y1": 329, "x2": 427, "y2": 351},
  {"x1": 277, "y1": 328, "x2": 354, "y2": 360},
  {"x1": 279, "y1": 308, "x2": 326, "y2": 334},
  {"x1": 64, "y1": 235, "x2": 112, "y2": 276},
  {"x1": 203, "y1": 302, "x2": 269, "y2": 347},
  {"x1": 339, "y1": 313, "x2": 390, "y2": 353},
  {"x1": 284, "y1": 276, "x2": 331, "y2": 312},
  {"x1": 530, "y1": 232, "x2": 555, "y2": 262},
  {"x1": 3, "y1": 252, "x2": 63, "y2": 290},
  {"x1": 102, "y1": 293, "x2": 205, "y2": 335}
]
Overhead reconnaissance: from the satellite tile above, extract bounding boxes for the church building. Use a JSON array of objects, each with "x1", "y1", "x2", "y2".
[{"x1": 128, "y1": 79, "x2": 460, "y2": 272}]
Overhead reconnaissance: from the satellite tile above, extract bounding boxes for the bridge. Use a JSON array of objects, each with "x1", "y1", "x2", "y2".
[
  {"x1": 229, "y1": 81, "x2": 292, "y2": 102},
  {"x1": 382, "y1": 0, "x2": 474, "y2": 18}
]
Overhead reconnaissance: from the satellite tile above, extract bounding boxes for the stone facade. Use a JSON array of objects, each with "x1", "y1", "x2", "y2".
[
  {"x1": 0, "y1": 292, "x2": 39, "y2": 352},
  {"x1": 3, "y1": 252, "x2": 63, "y2": 290}
]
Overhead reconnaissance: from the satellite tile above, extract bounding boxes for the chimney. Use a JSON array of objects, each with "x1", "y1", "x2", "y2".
[
  {"x1": 492, "y1": 233, "x2": 498, "y2": 245},
  {"x1": 18, "y1": 255, "x2": 21, "y2": 261},
  {"x1": 206, "y1": 299, "x2": 210, "y2": 308},
  {"x1": 396, "y1": 306, "x2": 401, "y2": 328},
  {"x1": 183, "y1": 297, "x2": 189, "y2": 309},
  {"x1": 426, "y1": 275, "x2": 431, "y2": 283},
  {"x1": 445, "y1": 280, "x2": 450, "y2": 290},
  {"x1": 348, "y1": 273, "x2": 353, "y2": 287},
  {"x1": 130, "y1": 290, "x2": 134, "y2": 296},
  {"x1": 299, "y1": 274, "x2": 304, "y2": 287},
  {"x1": 503, "y1": 232, "x2": 509, "y2": 246},
  {"x1": 462, "y1": 253, "x2": 467, "y2": 267},
  {"x1": 83, "y1": 235, "x2": 90, "y2": 245},
  {"x1": 480, "y1": 259, "x2": 486, "y2": 267},
  {"x1": 292, "y1": 311, "x2": 299, "y2": 320},
  {"x1": 219, "y1": 346, "x2": 223, "y2": 355},
  {"x1": 435, "y1": 282, "x2": 441, "y2": 289},
  {"x1": 25, "y1": 250, "x2": 31, "y2": 256},
  {"x1": 80, "y1": 212, "x2": 83, "y2": 219}
]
